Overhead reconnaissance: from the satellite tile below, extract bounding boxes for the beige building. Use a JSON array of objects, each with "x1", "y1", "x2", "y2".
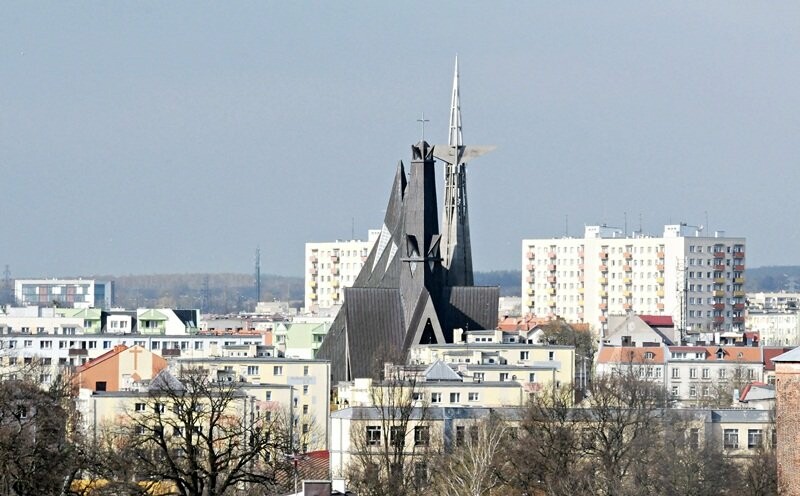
[
  {"x1": 521, "y1": 224, "x2": 746, "y2": 336},
  {"x1": 747, "y1": 309, "x2": 800, "y2": 347},
  {"x1": 304, "y1": 231, "x2": 379, "y2": 312}
]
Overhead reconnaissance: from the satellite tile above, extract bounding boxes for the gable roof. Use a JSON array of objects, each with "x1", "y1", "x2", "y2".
[
  {"x1": 424, "y1": 360, "x2": 462, "y2": 382},
  {"x1": 597, "y1": 346, "x2": 665, "y2": 364},
  {"x1": 639, "y1": 315, "x2": 674, "y2": 327},
  {"x1": 764, "y1": 347, "x2": 795, "y2": 370},
  {"x1": 75, "y1": 344, "x2": 128, "y2": 373}
]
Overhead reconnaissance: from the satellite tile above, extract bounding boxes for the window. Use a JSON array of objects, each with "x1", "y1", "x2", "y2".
[
  {"x1": 40, "y1": 340, "x2": 52, "y2": 349},
  {"x1": 702, "y1": 368, "x2": 710, "y2": 379},
  {"x1": 473, "y1": 373, "x2": 484, "y2": 383},
  {"x1": 154, "y1": 403, "x2": 166, "y2": 413},
  {"x1": 265, "y1": 391, "x2": 272, "y2": 401},
  {"x1": 455, "y1": 425, "x2": 465, "y2": 446},
  {"x1": 520, "y1": 351, "x2": 529, "y2": 360},
  {"x1": 303, "y1": 385, "x2": 309, "y2": 395},
  {"x1": 548, "y1": 351, "x2": 555, "y2": 361},
  {"x1": 719, "y1": 369, "x2": 727, "y2": 379},
  {"x1": 366, "y1": 426, "x2": 381, "y2": 446},
  {"x1": 499, "y1": 373, "x2": 509, "y2": 382},
  {"x1": 723, "y1": 429, "x2": 739, "y2": 449},
  {"x1": 689, "y1": 368, "x2": 697, "y2": 379},
  {"x1": 303, "y1": 365, "x2": 309, "y2": 376},
  {"x1": 414, "y1": 426, "x2": 430, "y2": 446},
  {"x1": 748, "y1": 369, "x2": 755, "y2": 380},
  {"x1": 671, "y1": 386, "x2": 678, "y2": 396},
  {"x1": 103, "y1": 341, "x2": 112, "y2": 349},
  {"x1": 689, "y1": 386, "x2": 696, "y2": 397},
  {"x1": 671, "y1": 368, "x2": 680, "y2": 379},
  {"x1": 302, "y1": 404, "x2": 309, "y2": 415},
  {"x1": 135, "y1": 425, "x2": 146, "y2": 435},
  {"x1": 449, "y1": 392, "x2": 460, "y2": 403},
  {"x1": 95, "y1": 381, "x2": 107, "y2": 392},
  {"x1": 468, "y1": 392, "x2": 479, "y2": 401},
  {"x1": 414, "y1": 462, "x2": 428, "y2": 485},
  {"x1": 390, "y1": 426, "x2": 404, "y2": 447},
  {"x1": 431, "y1": 392, "x2": 442, "y2": 403},
  {"x1": 135, "y1": 402, "x2": 146, "y2": 412},
  {"x1": 247, "y1": 366, "x2": 259, "y2": 375},
  {"x1": 748, "y1": 429, "x2": 763, "y2": 449},
  {"x1": 412, "y1": 392, "x2": 423, "y2": 401},
  {"x1": 273, "y1": 366, "x2": 283, "y2": 376},
  {"x1": 689, "y1": 428, "x2": 699, "y2": 449}
]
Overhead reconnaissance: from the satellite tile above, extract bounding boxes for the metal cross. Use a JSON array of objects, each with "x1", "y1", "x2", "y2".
[{"x1": 417, "y1": 112, "x2": 430, "y2": 141}]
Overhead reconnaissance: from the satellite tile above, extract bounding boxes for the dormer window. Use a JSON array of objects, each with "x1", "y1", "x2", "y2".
[
  {"x1": 644, "y1": 352, "x2": 655, "y2": 360},
  {"x1": 716, "y1": 350, "x2": 725, "y2": 360}
]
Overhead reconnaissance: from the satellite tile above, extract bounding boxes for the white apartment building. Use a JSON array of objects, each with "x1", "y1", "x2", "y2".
[
  {"x1": 304, "y1": 230, "x2": 379, "y2": 312},
  {"x1": 522, "y1": 225, "x2": 746, "y2": 336},
  {"x1": 15, "y1": 278, "x2": 114, "y2": 309},
  {"x1": 747, "y1": 310, "x2": 800, "y2": 347}
]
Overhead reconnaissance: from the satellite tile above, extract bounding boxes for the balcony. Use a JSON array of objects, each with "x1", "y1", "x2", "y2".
[
  {"x1": 734, "y1": 277, "x2": 745, "y2": 284},
  {"x1": 657, "y1": 251, "x2": 665, "y2": 259},
  {"x1": 598, "y1": 277, "x2": 608, "y2": 285},
  {"x1": 548, "y1": 288, "x2": 556, "y2": 295},
  {"x1": 733, "y1": 303, "x2": 744, "y2": 311},
  {"x1": 713, "y1": 316, "x2": 725, "y2": 324},
  {"x1": 332, "y1": 280, "x2": 340, "y2": 287},
  {"x1": 714, "y1": 277, "x2": 726, "y2": 284},
  {"x1": 68, "y1": 348, "x2": 88, "y2": 356},
  {"x1": 657, "y1": 303, "x2": 665, "y2": 310},
  {"x1": 714, "y1": 264, "x2": 726, "y2": 272},
  {"x1": 733, "y1": 316, "x2": 745, "y2": 324},
  {"x1": 656, "y1": 263, "x2": 665, "y2": 272},
  {"x1": 623, "y1": 264, "x2": 632, "y2": 272},
  {"x1": 656, "y1": 277, "x2": 665, "y2": 285},
  {"x1": 713, "y1": 290, "x2": 726, "y2": 298},
  {"x1": 599, "y1": 264, "x2": 608, "y2": 272},
  {"x1": 548, "y1": 300, "x2": 556, "y2": 307},
  {"x1": 578, "y1": 263, "x2": 585, "y2": 270},
  {"x1": 733, "y1": 264, "x2": 745, "y2": 271},
  {"x1": 733, "y1": 290, "x2": 746, "y2": 297},
  {"x1": 547, "y1": 276, "x2": 557, "y2": 283},
  {"x1": 599, "y1": 316, "x2": 607, "y2": 323},
  {"x1": 623, "y1": 277, "x2": 632, "y2": 285},
  {"x1": 623, "y1": 252, "x2": 633, "y2": 260},
  {"x1": 733, "y1": 251, "x2": 745, "y2": 259},
  {"x1": 599, "y1": 290, "x2": 608, "y2": 298},
  {"x1": 527, "y1": 251, "x2": 535, "y2": 260},
  {"x1": 713, "y1": 303, "x2": 725, "y2": 311},
  {"x1": 657, "y1": 290, "x2": 665, "y2": 297},
  {"x1": 623, "y1": 303, "x2": 632, "y2": 311},
  {"x1": 310, "y1": 294, "x2": 317, "y2": 300},
  {"x1": 599, "y1": 252, "x2": 608, "y2": 260},
  {"x1": 578, "y1": 249, "x2": 584, "y2": 257},
  {"x1": 526, "y1": 299, "x2": 535, "y2": 308},
  {"x1": 713, "y1": 252, "x2": 725, "y2": 259},
  {"x1": 332, "y1": 292, "x2": 340, "y2": 300},
  {"x1": 309, "y1": 255, "x2": 318, "y2": 263},
  {"x1": 579, "y1": 287, "x2": 585, "y2": 294},
  {"x1": 548, "y1": 251, "x2": 557, "y2": 259},
  {"x1": 623, "y1": 290, "x2": 632, "y2": 298},
  {"x1": 548, "y1": 263, "x2": 557, "y2": 271},
  {"x1": 599, "y1": 303, "x2": 608, "y2": 310},
  {"x1": 578, "y1": 299, "x2": 585, "y2": 306},
  {"x1": 526, "y1": 264, "x2": 535, "y2": 271},
  {"x1": 162, "y1": 348, "x2": 181, "y2": 357},
  {"x1": 527, "y1": 288, "x2": 535, "y2": 296},
  {"x1": 526, "y1": 276, "x2": 534, "y2": 284},
  {"x1": 309, "y1": 280, "x2": 317, "y2": 287}
]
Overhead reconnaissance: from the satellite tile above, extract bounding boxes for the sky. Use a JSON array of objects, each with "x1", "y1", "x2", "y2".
[{"x1": 2, "y1": 2, "x2": 800, "y2": 278}]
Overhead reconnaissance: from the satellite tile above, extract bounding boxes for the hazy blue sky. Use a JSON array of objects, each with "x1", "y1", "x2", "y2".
[{"x1": 2, "y1": 2, "x2": 799, "y2": 277}]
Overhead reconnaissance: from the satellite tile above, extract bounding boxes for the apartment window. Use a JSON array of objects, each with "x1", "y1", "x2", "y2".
[
  {"x1": 529, "y1": 373, "x2": 536, "y2": 382},
  {"x1": 414, "y1": 462, "x2": 428, "y2": 485},
  {"x1": 455, "y1": 425, "x2": 465, "y2": 446},
  {"x1": 520, "y1": 351, "x2": 529, "y2": 360},
  {"x1": 499, "y1": 373, "x2": 509, "y2": 382},
  {"x1": 194, "y1": 341, "x2": 203, "y2": 350},
  {"x1": 468, "y1": 392, "x2": 479, "y2": 401},
  {"x1": 390, "y1": 426, "x2": 404, "y2": 447},
  {"x1": 671, "y1": 386, "x2": 678, "y2": 396},
  {"x1": 303, "y1": 365, "x2": 309, "y2": 376},
  {"x1": 702, "y1": 368, "x2": 710, "y2": 379},
  {"x1": 671, "y1": 369, "x2": 679, "y2": 379},
  {"x1": 247, "y1": 366, "x2": 259, "y2": 375},
  {"x1": 88, "y1": 341, "x2": 97, "y2": 349},
  {"x1": 431, "y1": 392, "x2": 442, "y2": 403},
  {"x1": 689, "y1": 428, "x2": 700, "y2": 449},
  {"x1": 135, "y1": 425, "x2": 147, "y2": 436},
  {"x1": 449, "y1": 392, "x2": 460, "y2": 403},
  {"x1": 689, "y1": 386, "x2": 697, "y2": 397},
  {"x1": 265, "y1": 391, "x2": 272, "y2": 401},
  {"x1": 689, "y1": 368, "x2": 697, "y2": 379},
  {"x1": 273, "y1": 366, "x2": 283, "y2": 376},
  {"x1": 473, "y1": 373, "x2": 484, "y2": 383},
  {"x1": 366, "y1": 425, "x2": 381, "y2": 446},
  {"x1": 719, "y1": 369, "x2": 727, "y2": 379},
  {"x1": 723, "y1": 429, "x2": 739, "y2": 449},
  {"x1": 548, "y1": 351, "x2": 555, "y2": 361},
  {"x1": 154, "y1": 403, "x2": 166, "y2": 414},
  {"x1": 40, "y1": 341, "x2": 52, "y2": 349},
  {"x1": 412, "y1": 392, "x2": 423, "y2": 401},
  {"x1": 414, "y1": 426, "x2": 430, "y2": 446},
  {"x1": 303, "y1": 385, "x2": 309, "y2": 395},
  {"x1": 748, "y1": 369, "x2": 755, "y2": 380},
  {"x1": 103, "y1": 341, "x2": 112, "y2": 349},
  {"x1": 302, "y1": 404, "x2": 309, "y2": 415},
  {"x1": 748, "y1": 429, "x2": 763, "y2": 449}
]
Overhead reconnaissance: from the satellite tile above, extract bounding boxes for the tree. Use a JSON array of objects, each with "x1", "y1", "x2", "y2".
[
  {"x1": 345, "y1": 366, "x2": 434, "y2": 496},
  {"x1": 428, "y1": 413, "x2": 509, "y2": 496},
  {"x1": 0, "y1": 379, "x2": 75, "y2": 495},
  {"x1": 107, "y1": 367, "x2": 290, "y2": 496}
]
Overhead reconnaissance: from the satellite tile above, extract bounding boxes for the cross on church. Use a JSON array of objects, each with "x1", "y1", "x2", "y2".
[
  {"x1": 417, "y1": 112, "x2": 430, "y2": 141},
  {"x1": 129, "y1": 346, "x2": 143, "y2": 371}
]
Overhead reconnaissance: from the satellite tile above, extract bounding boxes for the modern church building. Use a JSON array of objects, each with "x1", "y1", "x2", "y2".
[{"x1": 317, "y1": 59, "x2": 499, "y2": 382}]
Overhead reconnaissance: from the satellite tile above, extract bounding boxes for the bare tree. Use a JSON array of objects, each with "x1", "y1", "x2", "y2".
[
  {"x1": 107, "y1": 367, "x2": 290, "y2": 496},
  {"x1": 428, "y1": 413, "x2": 508, "y2": 496},
  {"x1": 345, "y1": 366, "x2": 434, "y2": 496}
]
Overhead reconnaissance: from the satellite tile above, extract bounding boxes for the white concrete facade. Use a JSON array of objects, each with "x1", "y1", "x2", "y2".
[
  {"x1": 521, "y1": 224, "x2": 746, "y2": 336},
  {"x1": 747, "y1": 310, "x2": 800, "y2": 347},
  {"x1": 14, "y1": 278, "x2": 113, "y2": 308},
  {"x1": 304, "y1": 231, "x2": 379, "y2": 312}
]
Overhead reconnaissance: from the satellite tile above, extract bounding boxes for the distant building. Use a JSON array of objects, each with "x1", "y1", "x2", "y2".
[
  {"x1": 74, "y1": 344, "x2": 167, "y2": 392},
  {"x1": 304, "y1": 231, "x2": 379, "y2": 312},
  {"x1": 15, "y1": 278, "x2": 114, "y2": 309},
  {"x1": 747, "y1": 309, "x2": 800, "y2": 347},
  {"x1": 747, "y1": 291, "x2": 800, "y2": 311},
  {"x1": 521, "y1": 224, "x2": 746, "y2": 336}
]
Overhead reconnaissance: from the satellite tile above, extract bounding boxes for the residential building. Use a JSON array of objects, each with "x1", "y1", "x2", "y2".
[
  {"x1": 304, "y1": 231, "x2": 380, "y2": 312},
  {"x1": 747, "y1": 309, "x2": 800, "y2": 346},
  {"x1": 521, "y1": 224, "x2": 746, "y2": 336},
  {"x1": 773, "y1": 346, "x2": 800, "y2": 492},
  {"x1": 272, "y1": 321, "x2": 331, "y2": 359},
  {"x1": 747, "y1": 292, "x2": 800, "y2": 311},
  {"x1": 14, "y1": 279, "x2": 114, "y2": 309},
  {"x1": 604, "y1": 314, "x2": 680, "y2": 347}
]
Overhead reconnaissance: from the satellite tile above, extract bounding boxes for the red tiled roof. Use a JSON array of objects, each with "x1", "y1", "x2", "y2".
[
  {"x1": 75, "y1": 344, "x2": 128, "y2": 373},
  {"x1": 739, "y1": 382, "x2": 769, "y2": 402},
  {"x1": 639, "y1": 315, "x2": 674, "y2": 327},
  {"x1": 764, "y1": 347, "x2": 794, "y2": 371}
]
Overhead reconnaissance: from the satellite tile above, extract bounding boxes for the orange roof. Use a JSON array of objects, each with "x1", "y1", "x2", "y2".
[
  {"x1": 597, "y1": 346, "x2": 665, "y2": 364},
  {"x1": 75, "y1": 344, "x2": 128, "y2": 373},
  {"x1": 764, "y1": 347, "x2": 795, "y2": 371},
  {"x1": 701, "y1": 346, "x2": 761, "y2": 362}
]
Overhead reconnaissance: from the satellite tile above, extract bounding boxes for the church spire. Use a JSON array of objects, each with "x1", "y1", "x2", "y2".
[{"x1": 448, "y1": 56, "x2": 463, "y2": 148}]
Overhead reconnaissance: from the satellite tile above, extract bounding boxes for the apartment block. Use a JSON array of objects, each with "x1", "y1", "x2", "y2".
[
  {"x1": 748, "y1": 310, "x2": 800, "y2": 347},
  {"x1": 304, "y1": 231, "x2": 379, "y2": 312},
  {"x1": 14, "y1": 279, "x2": 114, "y2": 309},
  {"x1": 521, "y1": 224, "x2": 746, "y2": 336}
]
